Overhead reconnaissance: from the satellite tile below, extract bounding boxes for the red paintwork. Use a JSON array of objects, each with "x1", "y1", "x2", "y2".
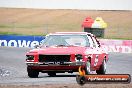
[{"x1": 26, "y1": 32, "x2": 108, "y2": 73}]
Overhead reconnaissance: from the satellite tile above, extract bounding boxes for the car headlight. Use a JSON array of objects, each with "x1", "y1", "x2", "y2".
[
  {"x1": 75, "y1": 54, "x2": 83, "y2": 61},
  {"x1": 26, "y1": 55, "x2": 34, "y2": 60}
]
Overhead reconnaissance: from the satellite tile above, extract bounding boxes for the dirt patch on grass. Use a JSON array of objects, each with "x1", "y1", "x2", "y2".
[{"x1": 0, "y1": 8, "x2": 132, "y2": 39}]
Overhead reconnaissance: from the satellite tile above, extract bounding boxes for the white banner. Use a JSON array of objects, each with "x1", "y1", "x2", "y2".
[{"x1": 99, "y1": 39, "x2": 132, "y2": 53}]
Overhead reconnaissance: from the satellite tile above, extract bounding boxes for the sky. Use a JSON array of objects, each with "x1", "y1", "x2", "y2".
[{"x1": 0, "y1": 0, "x2": 132, "y2": 10}]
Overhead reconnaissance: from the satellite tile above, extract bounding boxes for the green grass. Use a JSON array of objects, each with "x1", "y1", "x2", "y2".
[
  {"x1": 0, "y1": 24, "x2": 43, "y2": 29},
  {"x1": 0, "y1": 31, "x2": 46, "y2": 36},
  {"x1": 104, "y1": 36, "x2": 132, "y2": 40},
  {"x1": 0, "y1": 31, "x2": 28, "y2": 35},
  {"x1": 1, "y1": 30, "x2": 132, "y2": 40}
]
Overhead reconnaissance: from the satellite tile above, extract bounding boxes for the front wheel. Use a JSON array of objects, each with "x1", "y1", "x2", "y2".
[
  {"x1": 84, "y1": 61, "x2": 91, "y2": 74},
  {"x1": 96, "y1": 59, "x2": 107, "y2": 74},
  {"x1": 27, "y1": 67, "x2": 39, "y2": 78}
]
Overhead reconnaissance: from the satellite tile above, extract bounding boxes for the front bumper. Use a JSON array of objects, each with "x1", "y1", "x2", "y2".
[
  {"x1": 26, "y1": 61, "x2": 85, "y2": 66},
  {"x1": 26, "y1": 61, "x2": 85, "y2": 72}
]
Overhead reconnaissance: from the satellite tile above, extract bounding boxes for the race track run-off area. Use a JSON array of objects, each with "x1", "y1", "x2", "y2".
[{"x1": 0, "y1": 47, "x2": 132, "y2": 87}]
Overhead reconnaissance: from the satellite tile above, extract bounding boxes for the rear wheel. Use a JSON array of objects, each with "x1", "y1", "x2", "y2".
[
  {"x1": 84, "y1": 61, "x2": 91, "y2": 74},
  {"x1": 96, "y1": 59, "x2": 106, "y2": 74},
  {"x1": 27, "y1": 67, "x2": 39, "y2": 78},
  {"x1": 48, "y1": 72, "x2": 56, "y2": 77}
]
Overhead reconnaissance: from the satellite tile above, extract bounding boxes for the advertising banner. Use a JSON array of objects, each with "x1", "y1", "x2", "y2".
[
  {"x1": 99, "y1": 39, "x2": 132, "y2": 53},
  {"x1": 0, "y1": 35, "x2": 44, "y2": 48},
  {"x1": 0, "y1": 35, "x2": 132, "y2": 53}
]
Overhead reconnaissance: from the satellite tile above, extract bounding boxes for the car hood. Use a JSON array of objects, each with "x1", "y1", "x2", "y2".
[{"x1": 29, "y1": 46, "x2": 92, "y2": 55}]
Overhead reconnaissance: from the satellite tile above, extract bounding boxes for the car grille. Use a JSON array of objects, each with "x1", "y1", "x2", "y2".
[{"x1": 39, "y1": 54, "x2": 71, "y2": 62}]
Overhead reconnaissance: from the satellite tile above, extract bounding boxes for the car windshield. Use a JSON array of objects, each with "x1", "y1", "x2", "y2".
[{"x1": 41, "y1": 34, "x2": 90, "y2": 47}]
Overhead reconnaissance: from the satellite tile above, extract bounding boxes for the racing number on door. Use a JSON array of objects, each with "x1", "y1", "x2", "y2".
[{"x1": 94, "y1": 55, "x2": 99, "y2": 66}]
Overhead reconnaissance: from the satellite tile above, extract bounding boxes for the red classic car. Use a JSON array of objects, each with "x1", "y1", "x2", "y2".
[{"x1": 26, "y1": 32, "x2": 108, "y2": 78}]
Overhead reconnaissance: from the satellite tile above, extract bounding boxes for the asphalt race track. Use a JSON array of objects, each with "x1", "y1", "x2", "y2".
[{"x1": 0, "y1": 47, "x2": 132, "y2": 85}]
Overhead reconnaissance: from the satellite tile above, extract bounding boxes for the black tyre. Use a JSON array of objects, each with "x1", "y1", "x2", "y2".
[
  {"x1": 84, "y1": 61, "x2": 91, "y2": 75},
  {"x1": 27, "y1": 67, "x2": 39, "y2": 78},
  {"x1": 48, "y1": 72, "x2": 56, "y2": 77},
  {"x1": 96, "y1": 59, "x2": 107, "y2": 74}
]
